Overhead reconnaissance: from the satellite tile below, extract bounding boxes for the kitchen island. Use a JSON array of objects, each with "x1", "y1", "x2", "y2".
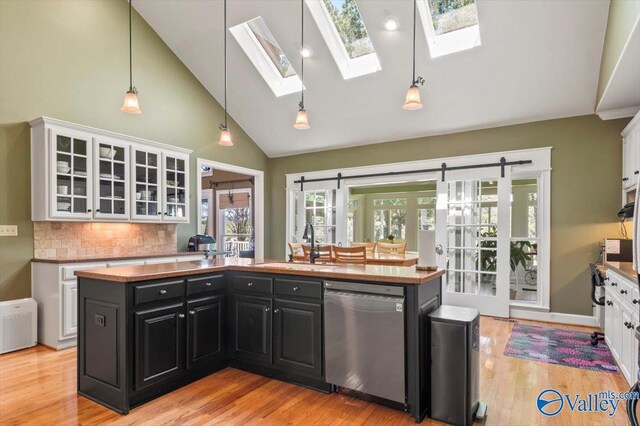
[{"x1": 75, "y1": 258, "x2": 443, "y2": 422}]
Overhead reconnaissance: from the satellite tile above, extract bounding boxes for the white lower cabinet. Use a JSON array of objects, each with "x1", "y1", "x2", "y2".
[
  {"x1": 604, "y1": 269, "x2": 639, "y2": 386},
  {"x1": 32, "y1": 254, "x2": 205, "y2": 349}
]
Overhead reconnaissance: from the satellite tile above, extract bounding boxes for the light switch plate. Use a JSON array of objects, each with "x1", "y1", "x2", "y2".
[{"x1": 0, "y1": 225, "x2": 18, "y2": 236}]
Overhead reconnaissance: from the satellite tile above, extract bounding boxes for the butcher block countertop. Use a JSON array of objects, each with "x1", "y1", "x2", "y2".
[
  {"x1": 75, "y1": 257, "x2": 444, "y2": 285},
  {"x1": 32, "y1": 251, "x2": 206, "y2": 264},
  {"x1": 604, "y1": 261, "x2": 638, "y2": 284}
]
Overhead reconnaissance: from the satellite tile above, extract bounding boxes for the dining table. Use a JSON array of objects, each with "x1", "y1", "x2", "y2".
[{"x1": 365, "y1": 251, "x2": 419, "y2": 266}]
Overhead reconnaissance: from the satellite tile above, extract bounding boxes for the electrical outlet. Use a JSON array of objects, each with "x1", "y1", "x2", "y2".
[{"x1": 0, "y1": 225, "x2": 17, "y2": 237}]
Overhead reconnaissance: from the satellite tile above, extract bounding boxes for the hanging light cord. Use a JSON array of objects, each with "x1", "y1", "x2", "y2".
[
  {"x1": 299, "y1": 0, "x2": 305, "y2": 110},
  {"x1": 223, "y1": 0, "x2": 228, "y2": 129},
  {"x1": 128, "y1": 0, "x2": 133, "y2": 92},
  {"x1": 411, "y1": 0, "x2": 424, "y2": 86}
]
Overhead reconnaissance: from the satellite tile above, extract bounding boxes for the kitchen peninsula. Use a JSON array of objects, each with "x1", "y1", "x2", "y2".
[{"x1": 75, "y1": 258, "x2": 443, "y2": 422}]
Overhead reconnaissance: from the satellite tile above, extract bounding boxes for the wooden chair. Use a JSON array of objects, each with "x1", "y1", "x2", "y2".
[
  {"x1": 351, "y1": 242, "x2": 376, "y2": 256},
  {"x1": 302, "y1": 244, "x2": 333, "y2": 262},
  {"x1": 334, "y1": 245, "x2": 367, "y2": 265},
  {"x1": 288, "y1": 243, "x2": 305, "y2": 261},
  {"x1": 377, "y1": 241, "x2": 407, "y2": 254}
]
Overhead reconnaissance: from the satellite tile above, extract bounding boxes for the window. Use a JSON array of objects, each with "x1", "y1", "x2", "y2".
[
  {"x1": 304, "y1": 190, "x2": 336, "y2": 244},
  {"x1": 418, "y1": 193, "x2": 436, "y2": 231},
  {"x1": 306, "y1": 0, "x2": 381, "y2": 79},
  {"x1": 418, "y1": 0, "x2": 481, "y2": 58},
  {"x1": 510, "y1": 179, "x2": 540, "y2": 303},
  {"x1": 373, "y1": 198, "x2": 406, "y2": 241},
  {"x1": 230, "y1": 17, "x2": 302, "y2": 96},
  {"x1": 347, "y1": 198, "x2": 358, "y2": 244}
]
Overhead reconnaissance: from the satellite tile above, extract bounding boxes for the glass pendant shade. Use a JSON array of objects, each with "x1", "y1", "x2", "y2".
[
  {"x1": 293, "y1": 109, "x2": 310, "y2": 130},
  {"x1": 218, "y1": 127, "x2": 233, "y2": 146},
  {"x1": 121, "y1": 90, "x2": 142, "y2": 114},
  {"x1": 402, "y1": 84, "x2": 423, "y2": 110}
]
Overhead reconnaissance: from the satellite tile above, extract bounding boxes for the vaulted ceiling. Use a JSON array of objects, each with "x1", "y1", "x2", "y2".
[{"x1": 135, "y1": 0, "x2": 610, "y2": 157}]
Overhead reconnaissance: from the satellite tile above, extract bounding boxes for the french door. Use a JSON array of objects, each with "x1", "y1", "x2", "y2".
[{"x1": 436, "y1": 168, "x2": 511, "y2": 317}]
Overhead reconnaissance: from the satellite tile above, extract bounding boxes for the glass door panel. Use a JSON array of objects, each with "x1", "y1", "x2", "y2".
[
  {"x1": 131, "y1": 146, "x2": 161, "y2": 221},
  {"x1": 436, "y1": 170, "x2": 510, "y2": 317},
  {"x1": 94, "y1": 140, "x2": 128, "y2": 219},
  {"x1": 162, "y1": 154, "x2": 188, "y2": 222},
  {"x1": 52, "y1": 132, "x2": 92, "y2": 218}
]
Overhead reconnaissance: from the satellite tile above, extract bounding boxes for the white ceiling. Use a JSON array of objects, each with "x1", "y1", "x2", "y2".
[{"x1": 135, "y1": 0, "x2": 610, "y2": 157}]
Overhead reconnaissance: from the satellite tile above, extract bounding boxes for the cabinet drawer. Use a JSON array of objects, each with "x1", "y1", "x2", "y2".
[
  {"x1": 134, "y1": 280, "x2": 185, "y2": 305},
  {"x1": 62, "y1": 263, "x2": 107, "y2": 281},
  {"x1": 275, "y1": 278, "x2": 322, "y2": 299},
  {"x1": 231, "y1": 275, "x2": 272, "y2": 294},
  {"x1": 187, "y1": 274, "x2": 225, "y2": 296}
]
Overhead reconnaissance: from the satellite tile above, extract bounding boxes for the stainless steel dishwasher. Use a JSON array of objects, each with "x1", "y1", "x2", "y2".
[{"x1": 324, "y1": 280, "x2": 405, "y2": 404}]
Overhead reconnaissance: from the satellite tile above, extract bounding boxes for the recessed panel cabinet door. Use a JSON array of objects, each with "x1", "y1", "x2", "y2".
[
  {"x1": 134, "y1": 304, "x2": 185, "y2": 391},
  {"x1": 273, "y1": 299, "x2": 322, "y2": 377},
  {"x1": 229, "y1": 294, "x2": 272, "y2": 365},
  {"x1": 187, "y1": 295, "x2": 225, "y2": 370}
]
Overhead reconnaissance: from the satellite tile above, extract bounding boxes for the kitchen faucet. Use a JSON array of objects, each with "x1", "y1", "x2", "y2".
[{"x1": 302, "y1": 223, "x2": 321, "y2": 264}]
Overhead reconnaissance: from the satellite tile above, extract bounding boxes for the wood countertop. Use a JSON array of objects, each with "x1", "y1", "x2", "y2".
[
  {"x1": 32, "y1": 251, "x2": 207, "y2": 264},
  {"x1": 75, "y1": 258, "x2": 444, "y2": 285},
  {"x1": 604, "y1": 261, "x2": 638, "y2": 284}
]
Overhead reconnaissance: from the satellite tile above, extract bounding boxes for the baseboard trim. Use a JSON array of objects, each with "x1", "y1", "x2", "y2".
[{"x1": 510, "y1": 307, "x2": 598, "y2": 327}]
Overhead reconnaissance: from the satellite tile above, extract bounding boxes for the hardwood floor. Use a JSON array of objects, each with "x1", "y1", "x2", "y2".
[{"x1": 0, "y1": 317, "x2": 634, "y2": 425}]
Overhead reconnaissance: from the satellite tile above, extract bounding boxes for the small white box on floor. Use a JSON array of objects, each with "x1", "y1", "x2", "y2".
[{"x1": 0, "y1": 298, "x2": 37, "y2": 354}]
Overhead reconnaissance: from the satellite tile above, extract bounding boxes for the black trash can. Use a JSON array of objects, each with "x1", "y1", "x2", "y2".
[{"x1": 429, "y1": 305, "x2": 480, "y2": 426}]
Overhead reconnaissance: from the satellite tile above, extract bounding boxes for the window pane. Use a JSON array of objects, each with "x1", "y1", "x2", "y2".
[
  {"x1": 418, "y1": 208, "x2": 436, "y2": 230},
  {"x1": 373, "y1": 198, "x2": 407, "y2": 207},
  {"x1": 511, "y1": 179, "x2": 538, "y2": 238},
  {"x1": 510, "y1": 240, "x2": 538, "y2": 302},
  {"x1": 417, "y1": 195, "x2": 436, "y2": 205},
  {"x1": 322, "y1": 0, "x2": 375, "y2": 59},
  {"x1": 428, "y1": 0, "x2": 479, "y2": 35},
  {"x1": 247, "y1": 17, "x2": 296, "y2": 78},
  {"x1": 390, "y1": 209, "x2": 406, "y2": 240},
  {"x1": 374, "y1": 210, "x2": 388, "y2": 241}
]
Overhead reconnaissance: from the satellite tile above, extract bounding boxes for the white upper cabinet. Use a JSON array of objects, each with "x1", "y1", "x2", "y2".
[
  {"x1": 31, "y1": 117, "x2": 192, "y2": 223},
  {"x1": 621, "y1": 112, "x2": 640, "y2": 191}
]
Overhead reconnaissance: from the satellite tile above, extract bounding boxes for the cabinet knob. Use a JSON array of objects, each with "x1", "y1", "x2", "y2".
[
  {"x1": 633, "y1": 299, "x2": 639, "y2": 304},
  {"x1": 96, "y1": 209, "x2": 100, "y2": 212},
  {"x1": 247, "y1": 282, "x2": 254, "y2": 287},
  {"x1": 189, "y1": 310, "x2": 195, "y2": 315},
  {"x1": 159, "y1": 289, "x2": 167, "y2": 295},
  {"x1": 623, "y1": 178, "x2": 629, "y2": 182},
  {"x1": 157, "y1": 212, "x2": 162, "y2": 215},
  {"x1": 205, "y1": 282, "x2": 212, "y2": 287},
  {"x1": 625, "y1": 322, "x2": 633, "y2": 329},
  {"x1": 265, "y1": 307, "x2": 270, "y2": 312},
  {"x1": 274, "y1": 308, "x2": 280, "y2": 313},
  {"x1": 635, "y1": 171, "x2": 639, "y2": 175},
  {"x1": 178, "y1": 313, "x2": 185, "y2": 318},
  {"x1": 87, "y1": 209, "x2": 92, "y2": 212},
  {"x1": 611, "y1": 282, "x2": 618, "y2": 287},
  {"x1": 606, "y1": 300, "x2": 613, "y2": 306},
  {"x1": 620, "y1": 289, "x2": 628, "y2": 295},
  {"x1": 292, "y1": 286, "x2": 299, "y2": 292}
]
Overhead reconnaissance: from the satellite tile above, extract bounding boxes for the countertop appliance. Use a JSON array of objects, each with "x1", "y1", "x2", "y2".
[
  {"x1": 187, "y1": 234, "x2": 216, "y2": 256},
  {"x1": 628, "y1": 177, "x2": 639, "y2": 426},
  {"x1": 429, "y1": 305, "x2": 481, "y2": 426},
  {"x1": 618, "y1": 202, "x2": 635, "y2": 219},
  {"x1": 324, "y1": 281, "x2": 406, "y2": 404}
]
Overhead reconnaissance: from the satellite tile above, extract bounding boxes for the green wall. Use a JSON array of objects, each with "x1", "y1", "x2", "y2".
[
  {"x1": 597, "y1": 0, "x2": 640, "y2": 105},
  {"x1": 0, "y1": 0, "x2": 268, "y2": 301},
  {"x1": 268, "y1": 115, "x2": 629, "y2": 316}
]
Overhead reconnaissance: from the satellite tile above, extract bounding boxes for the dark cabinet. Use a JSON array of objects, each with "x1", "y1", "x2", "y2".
[
  {"x1": 274, "y1": 299, "x2": 322, "y2": 377},
  {"x1": 134, "y1": 303, "x2": 185, "y2": 391},
  {"x1": 187, "y1": 295, "x2": 225, "y2": 369},
  {"x1": 230, "y1": 294, "x2": 272, "y2": 365}
]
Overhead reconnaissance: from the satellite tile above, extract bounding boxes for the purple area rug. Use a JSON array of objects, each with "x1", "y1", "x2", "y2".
[{"x1": 504, "y1": 324, "x2": 618, "y2": 373}]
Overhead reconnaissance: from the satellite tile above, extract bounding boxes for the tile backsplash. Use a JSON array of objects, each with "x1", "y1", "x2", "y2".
[{"x1": 33, "y1": 222, "x2": 177, "y2": 259}]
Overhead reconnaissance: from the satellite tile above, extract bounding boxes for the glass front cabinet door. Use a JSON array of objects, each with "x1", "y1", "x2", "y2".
[
  {"x1": 162, "y1": 153, "x2": 189, "y2": 223},
  {"x1": 93, "y1": 137, "x2": 129, "y2": 220},
  {"x1": 50, "y1": 129, "x2": 93, "y2": 219},
  {"x1": 131, "y1": 145, "x2": 163, "y2": 221}
]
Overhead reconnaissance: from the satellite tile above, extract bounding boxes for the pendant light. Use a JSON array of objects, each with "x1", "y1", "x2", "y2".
[
  {"x1": 293, "y1": 0, "x2": 310, "y2": 130},
  {"x1": 121, "y1": 0, "x2": 141, "y2": 114},
  {"x1": 218, "y1": 0, "x2": 233, "y2": 146},
  {"x1": 402, "y1": 0, "x2": 425, "y2": 111}
]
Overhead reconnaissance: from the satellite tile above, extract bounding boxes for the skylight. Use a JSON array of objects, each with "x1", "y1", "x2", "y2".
[
  {"x1": 418, "y1": 0, "x2": 481, "y2": 58},
  {"x1": 306, "y1": 0, "x2": 381, "y2": 80},
  {"x1": 230, "y1": 17, "x2": 302, "y2": 97}
]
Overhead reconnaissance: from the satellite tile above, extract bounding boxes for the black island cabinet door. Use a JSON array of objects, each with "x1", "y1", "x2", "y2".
[
  {"x1": 187, "y1": 295, "x2": 225, "y2": 370},
  {"x1": 134, "y1": 303, "x2": 185, "y2": 391},
  {"x1": 273, "y1": 299, "x2": 322, "y2": 378},
  {"x1": 229, "y1": 294, "x2": 272, "y2": 365}
]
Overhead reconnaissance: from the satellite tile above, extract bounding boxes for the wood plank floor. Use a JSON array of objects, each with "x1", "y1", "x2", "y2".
[{"x1": 0, "y1": 317, "x2": 635, "y2": 425}]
